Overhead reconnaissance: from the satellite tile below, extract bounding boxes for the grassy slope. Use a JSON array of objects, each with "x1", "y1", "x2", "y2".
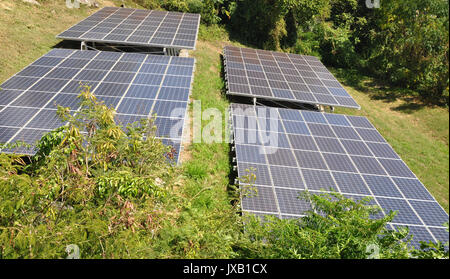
[
  {"x1": 0, "y1": 0, "x2": 92, "y2": 82},
  {"x1": 0, "y1": 0, "x2": 448, "y2": 232}
]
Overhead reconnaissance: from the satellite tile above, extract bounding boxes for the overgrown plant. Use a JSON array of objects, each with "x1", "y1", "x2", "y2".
[
  {"x1": 238, "y1": 191, "x2": 449, "y2": 259},
  {"x1": 0, "y1": 85, "x2": 177, "y2": 258}
]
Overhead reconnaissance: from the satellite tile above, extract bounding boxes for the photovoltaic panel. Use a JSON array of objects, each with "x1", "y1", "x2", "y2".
[
  {"x1": 57, "y1": 7, "x2": 200, "y2": 50},
  {"x1": 231, "y1": 103, "x2": 448, "y2": 247},
  {"x1": 0, "y1": 49, "x2": 195, "y2": 163},
  {"x1": 224, "y1": 46, "x2": 360, "y2": 109}
]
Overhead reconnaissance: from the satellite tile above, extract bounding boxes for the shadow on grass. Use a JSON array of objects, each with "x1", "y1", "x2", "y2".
[{"x1": 331, "y1": 68, "x2": 448, "y2": 114}]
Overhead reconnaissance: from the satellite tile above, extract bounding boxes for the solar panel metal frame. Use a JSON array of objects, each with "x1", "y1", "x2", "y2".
[
  {"x1": 231, "y1": 103, "x2": 448, "y2": 247},
  {"x1": 223, "y1": 46, "x2": 361, "y2": 110},
  {"x1": 56, "y1": 7, "x2": 201, "y2": 50},
  {"x1": 0, "y1": 49, "x2": 196, "y2": 164}
]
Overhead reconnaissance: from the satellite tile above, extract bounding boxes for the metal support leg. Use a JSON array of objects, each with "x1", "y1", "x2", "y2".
[{"x1": 81, "y1": 41, "x2": 87, "y2": 50}]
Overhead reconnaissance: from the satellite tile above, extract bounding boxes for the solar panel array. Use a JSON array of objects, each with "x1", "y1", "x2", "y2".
[
  {"x1": 57, "y1": 7, "x2": 200, "y2": 50},
  {"x1": 231, "y1": 103, "x2": 448, "y2": 248},
  {"x1": 223, "y1": 46, "x2": 360, "y2": 109},
  {"x1": 0, "y1": 48, "x2": 195, "y2": 163}
]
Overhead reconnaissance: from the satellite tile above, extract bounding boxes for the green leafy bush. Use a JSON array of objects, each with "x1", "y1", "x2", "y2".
[{"x1": 238, "y1": 192, "x2": 448, "y2": 259}]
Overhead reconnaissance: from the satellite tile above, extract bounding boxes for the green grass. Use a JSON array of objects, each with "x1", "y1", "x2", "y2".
[{"x1": 0, "y1": 1, "x2": 91, "y2": 83}]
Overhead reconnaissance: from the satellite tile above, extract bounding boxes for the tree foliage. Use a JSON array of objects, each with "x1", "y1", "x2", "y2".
[{"x1": 164, "y1": 0, "x2": 448, "y2": 104}]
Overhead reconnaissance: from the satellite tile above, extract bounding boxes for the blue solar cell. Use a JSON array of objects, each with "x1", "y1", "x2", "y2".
[
  {"x1": 74, "y1": 69, "x2": 108, "y2": 82},
  {"x1": 0, "y1": 107, "x2": 39, "y2": 127},
  {"x1": 238, "y1": 162, "x2": 272, "y2": 186},
  {"x1": 328, "y1": 87, "x2": 349, "y2": 97},
  {"x1": 112, "y1": 62, "x2": 141, "y2": 72},
  {"x1": 366, "y1": 142, "x2": 399, "y2": 159},
  {"x1": 166, "y1": 65, "x2": 193, "y2": 76},
  {"x1": 332, "y1": 126, "x2": 361, "y2": 140},
  {"x1": 235, "y1": 144, "x2": 266, "y2": 164},
  {"x1": 409, "y1": 200, "x2": 448, "y2": 227},
  {"x1": 0, "y1": 127, "x2": 19, "y2": 143},
  {"x1": 270, "y1": 166, "x2": 304, "y2": 189},
  {"x1": 30, "y1": 78, "x2": 70, "y2": 92},
  {"x1": 301, "y1": 111, "x2": 327, "y2": 124},
  {"x1": 340, "y1": 139, "x2": 372, "y2": 156},
  {"x1": 283, "y1": 120, "x2": 310, "y2": 135},
  {"x1": 17, "y1": 66, "x2": 53, "y2": 78},
  {"x1": 363, "y1": 175, "x2": 403, "y2": 198},
  {"x1": 139, "y1": 63, "x2": 167, "y2": 74},
  {"x1": 93, "y1": 82, "x2": 130, "y2": 97},
  {"x1": 379, "y1": 158, "x2": 415, "y2": 178},
  {"x1": 162, "y1": 76, "x2": 192, "y2": 88},
  {"x1": 324, "y1": 113, "x2": 351, "y2": 126},
  {"x1": 315, "y1": 94, "x2": 339, "y2": 105},
  {"x1": 117, "y1": 98, "x2": 154, "y2": 115},
  {"x1": 315, "y1": 137, "x2": 346, "y2": 154},
  {"x1": 7, "y1": 128, "x2": 47, "y2": 154},
  {"x1": 152, "y1": 100, "x2": 187, "y2": 118},
  {"x1": 278, "y1": 109, "x2": 302, "y2": 121},
  {"x1": 259, "y1": 131, "x2": 290, "y2": 149},
  {"x1": 0, "y1": 89, "x2": 23, "y2": 105},
  {"x1": 154, "y1": 117, "x2": 184, "y2": 139},
  {"x1": 125, "y1": 85, "x2": 159, "y2": 99},
  {"x1": 134, "y1": 73, "x2": 164, "y2": 85},
  {"x1": 96, "y1": 96, "x2": 121, "y2": 108},
  {"x1": 346, "y1": 116, "x2": 374, "y2": 129},
  {"x1": 393, "y1": 178, "x2": 434, "y2": 201},
  {"x1": 85, "y1": 60, "x2": 116, "y2": 70},
  {"x1": 1, "y1": 76, "x2": 40, "y2": 90},
  {"x1": 266, "y1": 148, "x2": 297, "y2": 167},
  {"x1": 272, "y1": 89, "x2": 294, "y2": 99},
  {"x1": 301, "y1": 168, "x2": 337, "y2": 191},
  {"x1": 115, "y1": 114, "x2": 144, "y2": 130},
  {"x1": 158, "y1": 87, "x2": 190, "y2": 102},
  {"x1": 46, "y1": 67, "x2": 80, "y2": 79},
  {"x1": 395, "y1": 225, "x2": 434, "y2": 249},
  {"x1": 11, "y1": 91, "x2": 54, "y2": 108},
  {"x1": 59, "y1": 58, "x2": 90, "y2": 69},
  {"x1": 307, "y1": 123, "x2": 335, "y2": 137},
  {"x1": 61, "y1": 80, "x2": 98, "y2": 94},
  {"x1": 351, "y1": 155, "x2": 386, "y2": 175},
  {"x1": 429, "y1": 227, "x2": 449, "y2": 246},
  {"x1": 322, "y1": 153, "x2": 357, "y2": 172},
  {"x1": 355, "y1": 128, "x2": 386, "y2": 143},
  {"x1": 294, "y1": 150, "x2": 327, "y2": 170},
  {"x1": 288, "y1": 134, "x2": 318, "y2": 151},
  {"x1": 26, "y1": 109, "x2": 65, "y2": 129},
  {"x1": 376, "y1": 197, "x2": 422, "y2": 225},
  {"x1": 45, "y1": 48, "x2": 75, "y2": 58},
  {"x1": 32, "y1": 57, "x2": 64, "y2": 67},
  {"x1": 242, "y1": 185, "x2": 278, "y2": 213},
  {"x1": 104, "y1": 71, "x2": 135, "y2": 83},
  {"x1": 332, "y1": 172, "x2": 371, "y2": 195},
  {"x1": 45, "y1": 93, "x2": 80, "y2": 110}
]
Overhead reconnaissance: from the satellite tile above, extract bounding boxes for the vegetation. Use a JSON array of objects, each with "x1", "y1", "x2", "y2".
[
  {"x1": 0, "y1": 0, "x2": 448, "y2": 259},
  {"x1": 134, "y1": 0, "x2": 449, "y2": 104}
]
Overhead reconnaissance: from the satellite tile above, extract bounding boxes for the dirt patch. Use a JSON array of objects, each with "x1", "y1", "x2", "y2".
[{"x1": 180, "y1": 97, "x2": 193, "y2": 163}]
